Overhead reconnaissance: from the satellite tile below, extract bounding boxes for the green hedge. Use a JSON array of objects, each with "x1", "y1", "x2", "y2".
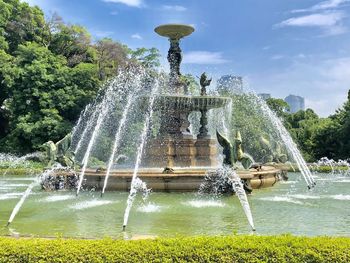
[
  {"x1": 0, "y1": 235, "x2": 349, "y2": 262},
  {"x1": 286, "y1": 165, "x2": 349, "y2": 173}
]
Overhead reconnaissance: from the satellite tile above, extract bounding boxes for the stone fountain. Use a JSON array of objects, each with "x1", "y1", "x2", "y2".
[
  {"x1": 143, "y1": 24, "x2": 231, "y2": 168},
  {"x1": 43, "y1": 24, "x2": 284, "y2": 193}
]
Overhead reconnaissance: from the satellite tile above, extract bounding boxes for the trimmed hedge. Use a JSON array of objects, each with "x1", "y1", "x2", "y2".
[
  {"x1": 0, "y1": 235, "x2": 349, "y2": 262},
  {"x1": 287, "y1": 165, "x2": 349, "y2": 173}
]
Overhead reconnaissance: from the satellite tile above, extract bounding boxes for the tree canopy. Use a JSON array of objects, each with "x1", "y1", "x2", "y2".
[{"x1": 0, "y1": 0, "x2": 160, "y2": 153}]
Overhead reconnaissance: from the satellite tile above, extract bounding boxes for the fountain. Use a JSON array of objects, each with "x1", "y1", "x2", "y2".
[
  {"x1": 3, "y1": 24, "x2": 301, "y2": 232},
  {"x1": 42, "y1": 24, "x2": 284, "y2": 193}
]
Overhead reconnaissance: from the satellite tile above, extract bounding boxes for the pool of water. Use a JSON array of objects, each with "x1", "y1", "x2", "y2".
[{"x1": 0, "y1": 173, "x2": 349, "y2": 238}]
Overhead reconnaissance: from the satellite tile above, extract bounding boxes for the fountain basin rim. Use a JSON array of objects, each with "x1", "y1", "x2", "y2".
[
  {"x1": 142, "y1": 95, "x2": 232, "y2": 111},
  {"x1": 46, "y1": 166, "x2": 282, "y2": 192},
  {"x1": 155, "y1": 24, "x2": 195, "y2": 39},
  {"x1": 52, "y1": 166, "x2": 280, "y2": 179}
]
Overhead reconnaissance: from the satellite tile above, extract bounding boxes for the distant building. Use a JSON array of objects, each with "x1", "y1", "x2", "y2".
[
  {"x1": 258, "y1": 93, "x2": 271, "y2": 100},
  {"x1": 217, "y1": 75, "x2": 243, "y2": 95},
  {"x1": 284, "y1": 95, "x2": 305, "y2": 113}
]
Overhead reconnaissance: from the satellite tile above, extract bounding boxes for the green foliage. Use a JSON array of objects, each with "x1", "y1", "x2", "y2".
[
  {"x1": 0, "y1": 235, "x2": 349, "y2": 262},
  {"x1": 129, "y1": 47, "x2": 161, "y2": 69},
  {"x1": 95, "y1": 38, "x2": 128, "y2": 81},
  {"x1": 266, "y1": 98, "x2": 290, "y2": 117},
  {"x1": 0, "y1": 42, "x2": 100, "y2": 153},
  {"x1": 1, "y1": 0, "x2": 48, "y2": 53},
  {"x1": 267, "y1": 92, "x2": 350, "y2": 161},
  {"x1": 48, "y1": 23, "x2": 94, "y2": 67},
  {"x1": 0, "y1": 0, "x2": 161, "y2": 155}
]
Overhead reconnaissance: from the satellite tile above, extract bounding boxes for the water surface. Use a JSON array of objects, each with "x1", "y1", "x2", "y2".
[{"x1": 0, "y1": 173, "x2": 349, "y2": 238}]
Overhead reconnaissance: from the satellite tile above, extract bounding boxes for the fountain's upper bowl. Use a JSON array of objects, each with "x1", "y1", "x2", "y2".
[
  {"x1": 155, "y1": 95, "x2": 231, "y2": 112},
  {"x1": 155, "y1": 24, "x2": 195, "y2": 40}
]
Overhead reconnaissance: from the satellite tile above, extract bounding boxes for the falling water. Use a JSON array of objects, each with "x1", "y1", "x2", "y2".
[
  {"x1": 207, "y1": 100, "x2": 233, "y2": 138},
  {"x1": 200, "y1": 167, "x2": 255, "y2": 231},
  {"x1": 101, "y1": 89, "x2": 138, "y2": 196},
  {"x1": 73, "y1": 108, "x2": 98, "y2": 155},
  {"x1": 71, "y1": 103, "x2": 91, "y2": 142},
  {"x1": 122, "y1": 79, "x2": 159, "y2": 230},
  {"x1": 76, "y1": 80, "x2": 117, "y2": 195},
  {"x1": 228, "y1": 169, "x2": 255, "y2": 231},
  {"x1": 251, "y1": 94, "x2": 316, "y2": 188},
  {"x1": 6, "y1": 176, "x2": 40, "y2": 226}
]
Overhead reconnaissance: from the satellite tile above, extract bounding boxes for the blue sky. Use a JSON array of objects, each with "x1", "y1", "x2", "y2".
[{"x1": 24, "y1": 0, "x2": 350, "y2": 116}]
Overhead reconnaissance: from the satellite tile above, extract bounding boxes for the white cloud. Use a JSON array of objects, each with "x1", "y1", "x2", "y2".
[
  {"x1": 131, "y1": 33, "x2": 142, "y2": 40},
  {"x1": 292, "y1": 0, "x2": 349, "y2": 13},
  {"x1": 183, "y1": 51, "x2": 229, "y2": 65},
  {"x1": 313, "y1": 0, "x2": 349, "y2": 10},
  {"x1": 162, "y1": 5, "x2": 187, "y2": 11},
  {"x1": 102, "y1": 0, "x2": 143, "y2": 8},
  {"x1": 92, "y1": 30, "x2": 114, "y2": 38},
  {"x1": 276, "y1": 11, "x2": 347, "y2": 36},
  {"x1": 278, "y1": 12, "x2": 345, "y2": 27}
]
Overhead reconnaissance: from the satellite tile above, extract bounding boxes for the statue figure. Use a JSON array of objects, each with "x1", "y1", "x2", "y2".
[
  {"x1": 42, "y1": 141, "x2": 57, "y2": 167},
  {"x1": 168, "y1": 39, "x2": 182, "y2": 93},
  {"x1": 216, "y1": 130, "x2": 254, "y2": 194},
  {"x1": 216, "y1": 130, "x2": 254, "y2": 170},
  {"x1": 259, "y1": 135, "x2": 288, "y2": 164},
  {"x1": 42, "y1": 133, "x2": 75, "y2": 168},
  {"x1": 199, "y1": 72, "x2": 212, "y2": 96}
]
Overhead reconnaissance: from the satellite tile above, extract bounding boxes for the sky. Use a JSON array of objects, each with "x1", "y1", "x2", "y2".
[{"x1": 23, "y1": 0, "x2": 350, "y2": 116}]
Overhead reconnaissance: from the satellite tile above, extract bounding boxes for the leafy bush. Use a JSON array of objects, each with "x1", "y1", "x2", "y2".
[{"x1": 0, "y1": 235, "x2": 349, "y2": 262}]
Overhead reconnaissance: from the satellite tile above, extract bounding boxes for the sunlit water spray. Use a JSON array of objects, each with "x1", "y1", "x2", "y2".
[
  {"x1": 250, "y1": 93, "x2": 316, "y2": 188},
  {"x1": 101, "y1": 81, "x2": 141, "y2": 196},
  {"x1": 6, "y1": 177, "x2": 39, "y2": 226},
  {"x1": 6, "y1": 165, "x2": 66, "y2": 226},
  {"x1": 76, "y1": 80, "x2": 119, "y2": 195},
  {"x1": 122, "y1": 78, "x2": 159, "y2": 230},
  {"x1": 72, "y1": 103, "x2": 98, "y2": 155},
  {"x1": 199, "y1": 166, "x2": 255, "y2": 231}
]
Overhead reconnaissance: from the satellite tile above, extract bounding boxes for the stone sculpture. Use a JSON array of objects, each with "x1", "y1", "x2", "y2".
[
  {"x1": 216, "y1": 130, "x2": 254, "y2": 170},
  {"x1": 42, "y1": 133, "x2": 75, "y2": 168},
  {"x1": 259, "y1": 135, "x2": 288, "y2": 164},
  {"x1": 199, "y1": 72, "x2": 212, "y2": 96}
]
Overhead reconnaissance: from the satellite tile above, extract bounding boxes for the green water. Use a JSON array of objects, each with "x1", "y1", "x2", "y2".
[{"x1": 0, "y1": 173, "x2": 349, "y2": 238}]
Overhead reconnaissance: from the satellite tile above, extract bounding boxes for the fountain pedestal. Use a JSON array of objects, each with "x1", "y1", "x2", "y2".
[
  {"x1": 143, "y1": 137, "x2": 218, "y2": 167},
  {"x1": 142, "y1": 25, "x2": 230, "y2": 168},
  {"x1": 143, "y1": 95, "x2": 230, "y2": 168}
]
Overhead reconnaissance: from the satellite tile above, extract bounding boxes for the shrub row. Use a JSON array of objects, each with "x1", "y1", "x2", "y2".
[
  {"x1": 286, "y1": 165, "x2": 349, "y2": 173},
  {"x1": 0, "y1": 235, "x2": 349, "y2": 262}
]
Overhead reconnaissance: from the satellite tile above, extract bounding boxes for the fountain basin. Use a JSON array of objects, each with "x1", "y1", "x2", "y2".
[
  {"x1": 155, "y1": 24, "x2": 195, "y2": 39},
  {"x1": 45, "y1": 166, "x2": 281, "y2": 192}
]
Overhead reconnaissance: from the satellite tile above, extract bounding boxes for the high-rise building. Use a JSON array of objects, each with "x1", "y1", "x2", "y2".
[
  {"x1": 284, "y1": 94, "x2": 305, "y2": 113},
  {"x1": 258, "y1": 93, "x2": 271, "y2": 100},
  {"x1": 217, "y1": 75, "x2": 243, "y2": 95}
]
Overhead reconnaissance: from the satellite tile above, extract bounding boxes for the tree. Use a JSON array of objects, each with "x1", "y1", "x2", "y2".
[
  {"x1": 266, "y1": 98, "x2": 290, "y2": 117},
  {"x1": 331, "y1": 89, "x2": 350, "y2": 159},
  {"x1": 1, "y1": 0, "x2": 49, "y2": 53},
  {"x1": 95, "y1": 38, "x2": 128, "y2": 81},
  {"x1": 0, "y1": 42, "x2": 100, "y2": 153},
  {"x1": 49, "y1": 24, "x2": 94, "y2": 67},
  {"x1": 129, "y1": 47, "x2": 161, "y2": 69}
]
